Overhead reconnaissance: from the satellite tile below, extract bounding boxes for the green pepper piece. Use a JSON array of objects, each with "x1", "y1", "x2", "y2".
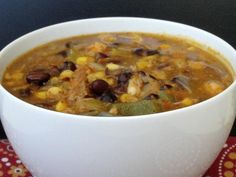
[
  {"x1": 158, "y1": 91, "x2": 174, "y2": 102},
  {"x1": 113, "y1": 100, "x2": 161, "y2": 116}
]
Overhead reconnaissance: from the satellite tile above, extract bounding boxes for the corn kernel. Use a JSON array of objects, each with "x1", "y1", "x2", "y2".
[
  {"x1": 87, "y1": 71, "x2": 105, "y2": 82},
  {"x1": 187, "y1": 47, "x2": 195, "y2": 51},
  {"x1": 120, "y1": 94, "x2": 138, "y2": 103},
  {"x1": 11, "y1": 73, "x2": 24, "y2": 80},
  {"x1": 159, "y1": 44, "x2": 170, "y2": 49},
  {"x1": 106, "y1": 63, "x2": 121, "y2": 70},
  {"x1": 76, "y1": 56, "x2": 89, "y2": 65},
  {"x1": 181, "y1": 98, "x2": 193, "y2": 106},
  {"x1": 59, "y1": 70, "x2": 74, "y2": 80},
  {"x1": 188, "y1": 61, "x2": 206, "y2": 70},
  {"x1": 151, "y1": 70, "x2": 167, "y2": 80},
  {"x1": 55, "y1": 101, "x2": 67, "y2": 111},
  {"x1": 109, "y1": 107, "x2": 118, "y2": 115},
  {"x1": 204, "y1": 81, "x2": 224, "y2": 96},
  {"x1": 50, "y1": 77, "x2": 59, "y2": 85},
  {"x1": 99, "y1": 34, "x2": 116, "y2": 43},
  {"x1": 47, "y1": 87, "x2": 62, "y2": 96},
  {"x1": 35, "y1": 91, "x2": 47, "y2": 99},
  {"x1": 173, "y1": 58, "x2": 187, "y2": 69},
  {"x1": 136, "y1": 60, "x2": 149, "y2": 70},
  {"x1": 104, "y1": 78, "x2": 115, "y2": 85}
]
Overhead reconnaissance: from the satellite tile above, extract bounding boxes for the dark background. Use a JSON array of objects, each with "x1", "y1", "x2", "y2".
[{"x1": 0, "y1": 0, "x2": 236, "y2": 138}]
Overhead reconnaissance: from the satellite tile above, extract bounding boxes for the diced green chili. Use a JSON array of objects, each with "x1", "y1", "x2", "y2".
[
  {"x1": 113, "y1": 100, "x2": 161, "y2": 116},
  {"x1": 158, "y1": 91, "x2": 174, "y2": 102}
]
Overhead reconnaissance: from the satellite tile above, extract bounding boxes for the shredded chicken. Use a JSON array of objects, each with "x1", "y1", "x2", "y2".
[{"x1": 67, "y1": 65, "x2": 89, "y2": 103}]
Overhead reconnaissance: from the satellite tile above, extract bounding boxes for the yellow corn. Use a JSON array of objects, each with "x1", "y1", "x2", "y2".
[
  {"x1": 35, "y1": 91, "x2": 47, "y2": 99},
  {"x1": 59, "y1": 70, "x2": 74, "y2": 80},
  {"x1": 181, "y1": 98, "x2": 193, "y2": 106},
  {"x1": 204, "y1": 81, "x2": 224, "y2": 96},
  {"x1": 109, "y1": 107, "x2": 118, "y2": 115},
  {"x1": 106, "y1": 63, "x2": 121, "y2": 70},
  {"x1": 50, "y1": 77, "x2": 59, "y2": 85},
  {"x1": 104, "y1": 78, "x2": 115, "y2": 86},
  {"x1": 159, "y1": 44, "x2": 170, "y2": 49},
  {"x1": 4, "y1": 71, "x2": 24, "y2": 80},
  {"x1": 136, "y1": 60, "x2": 149, "y2": 70},
  {"x1": 188, "y1": 61, "x2": 206, "y2": 70},
  {"x1": 47, "y1": 87, "x2": 62, "y2": 96},
  {"x1": 173, "y1": 58, "x2": 187, "y2": 69},
  {"x1": 55, "y1": 101, "x2": 67, "y2": 112},
  {"x1": 87, "y1": 71, "x2": 105, "y2": 83},
  {"x1": 187, "y1": 47, "x2": 195, "y2": 51},
  {"x1": 151, "y1": 70, "x2": 167, "y2": 80},
  {"x1": 120, "y1": 94, "x2": 138, "y2": 103},
  {"x1": 76, "y1": 56, "x2": 89, "y2": 65},
  {"x1": 136, "y1": 56, "x2": 156, "y2": 70},
  {"x1": 99, "y1": 34, "x2": 116, "y2": 43},
  {"x1": 11, "y1": 73, "x2": 24, "y2": 80}
]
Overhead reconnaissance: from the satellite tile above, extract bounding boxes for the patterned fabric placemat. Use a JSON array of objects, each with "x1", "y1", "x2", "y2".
[{"x1": 0, "y1": 138, "x2": 235, "y2": 177}]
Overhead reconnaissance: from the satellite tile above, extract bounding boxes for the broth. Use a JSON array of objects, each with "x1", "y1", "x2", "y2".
[{"x1": 2, "y1": 32, "x2": 233, "y2": 116}]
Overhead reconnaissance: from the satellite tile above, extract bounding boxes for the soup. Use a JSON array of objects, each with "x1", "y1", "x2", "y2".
[{"x1": 1, "y1": 33, "x2": 233, "y2": 116}]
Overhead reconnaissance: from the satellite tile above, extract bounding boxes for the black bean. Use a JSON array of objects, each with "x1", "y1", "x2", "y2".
[
  {"x1": 138, "y1": 71, "x2": 146, "y2": 76},
  {"x1": 84, "y1": 95, "x2": 93, "y2": 98},
  {"x1": 133, "y1": 48, "x2": 159, "y2": 56},
  {"x1": 111, "y1": 42, "x2": 120, "y2": 46},
  {"x1": 160, "y1": 84, "x2": 173, "y2": 90},
  {"x1": 96, "y1": 52, "x2": 108, "y2": 59},
  {"x1": 18, "y1": 88, "x2": 32, "y2": 97},
  {"x1": 90, "y1": 79, "x2": 109, "y2": 95},
  {"x1": 99, "y1": 91, "x2": 117, "y2": 103},
  {"x1": 35, "y1": 103, "x2": 53, "y2": 109},
  {"x1": 144, "y1": 94, "x2": 159, "y2": 100},
  {"x1": 117, "y1": 72, "x2": 132, "y2": 85},
  {"x1": 133, "y1": 48, "x2": 146, "y2": 56},
  {"x1": 109, "y1": 42, "x2": 120, "y2": 48},
  {"x1": 26, "y1": 70, "x2": 50, "y2": 86},
  {"x1": 146, "y1": 50, "x2": 159, "y2": 56},
  {"x1": 49, "y1": 66, "x2": 61, "y2": 76},
  {"x1": 113, "y1": 85, "x2": 127, "y2": 94},
  {"x1": 65, "y1": 42, "x2": 72, "y2": 48},
  {"x1": 57, "y1": 50, "x2": 68, "y2": 58},
  {"x1": 60, "y1": 61, "x2": 76, "y2": 71}
]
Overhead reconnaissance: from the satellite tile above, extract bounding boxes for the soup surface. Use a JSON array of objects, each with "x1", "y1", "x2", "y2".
[{"x1": 2, "y1": 33, "x2": 233, "y2": 116}]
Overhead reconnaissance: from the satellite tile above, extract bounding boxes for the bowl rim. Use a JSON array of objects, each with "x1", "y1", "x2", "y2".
[{"x1": 1, "y1": 17, "x2": 236, "y2": 121}]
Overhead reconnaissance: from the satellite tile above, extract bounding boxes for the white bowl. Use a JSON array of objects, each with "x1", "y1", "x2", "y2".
[{"x1": 0, "y1": 17, "x2": 236, "y2": 177}]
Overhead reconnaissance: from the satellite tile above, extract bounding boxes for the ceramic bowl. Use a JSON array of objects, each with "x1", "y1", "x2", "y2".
[{"x1": 0, "y1": 17, "x2": 236, "y2": 177}]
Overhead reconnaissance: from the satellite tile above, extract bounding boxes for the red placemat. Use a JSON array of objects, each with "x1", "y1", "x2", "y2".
[{"x1": 0, "y1": 138, "x2": 236, "y2": 177}]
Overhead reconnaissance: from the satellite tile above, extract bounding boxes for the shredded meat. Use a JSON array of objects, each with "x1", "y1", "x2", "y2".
[{"x1": 67, "y1": 65, "x2": 89, "y2": 103}]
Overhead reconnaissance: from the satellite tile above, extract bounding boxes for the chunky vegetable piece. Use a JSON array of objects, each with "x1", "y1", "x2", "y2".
[{"x1": 1, "y1": 32, "x2": 234, "y2": 116}]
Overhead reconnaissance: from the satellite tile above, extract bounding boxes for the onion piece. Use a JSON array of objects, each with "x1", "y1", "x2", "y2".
[{"x1": 172, "y1": 75, "x2": 192, "y2": 93}]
